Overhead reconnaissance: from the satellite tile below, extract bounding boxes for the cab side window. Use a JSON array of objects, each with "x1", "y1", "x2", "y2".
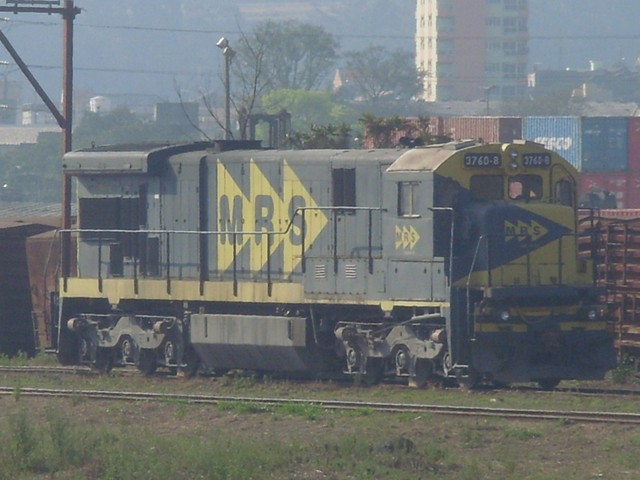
[
  {"x1": 397, "y1": 181, "x2": 420, "y2": 217},
  {"x1": 554, "y1": 179, "x2": 573, "y2": 206}
]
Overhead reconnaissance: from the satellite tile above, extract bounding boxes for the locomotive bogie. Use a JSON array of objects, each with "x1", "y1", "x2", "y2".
[
  {"x1": 55, "y1": 140, "x2": 617, "y2": 387},
  {"x1": 66, "y1": 311, "x2": 185, "y2": 374}
]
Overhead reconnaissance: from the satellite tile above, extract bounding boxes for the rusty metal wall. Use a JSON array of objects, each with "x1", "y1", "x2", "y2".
[
  {"x1": 26, "y1": 228, "x2": 79, "y2": 351},
  {"x1": 0, "y1": 219, "x2": 57, "y2": 356}
]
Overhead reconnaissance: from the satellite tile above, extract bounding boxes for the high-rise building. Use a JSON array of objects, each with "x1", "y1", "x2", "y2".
[{"x1": 416, "y1": 0, "x2": 529, "y2": 102}]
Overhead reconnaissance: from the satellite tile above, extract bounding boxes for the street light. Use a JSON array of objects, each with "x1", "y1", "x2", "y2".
[
  {"x1": 482, "y1": 85, "x2": 497, "y2": 115},
  {"x1": 216, "y1": 36, "x2": 235, "y2": 140}
]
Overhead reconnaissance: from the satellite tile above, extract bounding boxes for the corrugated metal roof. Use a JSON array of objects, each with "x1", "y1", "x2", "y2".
[
  {"x1": 0, "y1": 202, "x2": 66, "y2": 219},
  {"x1": 0, "y1": 127, "x2": 59, "y2": 146}
]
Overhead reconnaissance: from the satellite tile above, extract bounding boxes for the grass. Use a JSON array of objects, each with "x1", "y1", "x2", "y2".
[
  {"x1": 1, "y1": 353, "x2": 640, "y2": 478},
  {"x1": 0, "y1": 392, "x2": 639, "y2": 479}
]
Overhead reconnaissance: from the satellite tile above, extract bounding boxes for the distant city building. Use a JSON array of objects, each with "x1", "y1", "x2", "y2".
[
  {"x1": 89, "y1": 96, "x2": 112, "y2": 114},
  {"x1": 416, "y1": 0, "x2": 529, "y2": 102},
  {"x1": 528, "y1": 62, "x2": 640, "y2": 103}
]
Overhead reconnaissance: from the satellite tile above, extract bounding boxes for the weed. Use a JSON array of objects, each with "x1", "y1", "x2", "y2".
[
  {"x1": 12, "y1": 384, "x2": 21, "y2": 402},
  {"x1": 273, "y1": 401, "x2": 323, "y2": 420},
  {"x1": 7, "y1": 410, "x2": 37, "y2": 471},
  {"x1": 216, "y1": 400, "x2": 268, "y2": 414},
  {"x1": 610, "y1": 357, "x2": 636, "y2": 384},
  {"x1": 503, "y1": 426, "x2": 542, "y2": 441},
  {"x1": 462, "y1": 427, "x2": 485, "y2": 448},
  {"x1": 343, "y1": 407, "x2": 375, "y2": 417}
]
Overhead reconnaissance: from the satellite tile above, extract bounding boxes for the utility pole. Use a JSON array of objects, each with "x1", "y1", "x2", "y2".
[{"x1": 0, "y1": 0, "x2": 81, "y2": 287}]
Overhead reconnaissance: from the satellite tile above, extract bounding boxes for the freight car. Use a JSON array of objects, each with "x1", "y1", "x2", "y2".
[
  {"x1": 578, "y1": 209, "x2": 640, "y2": 362},
  {"x1": 54, "y1": 140, "x2": 616, "y2": 388}
]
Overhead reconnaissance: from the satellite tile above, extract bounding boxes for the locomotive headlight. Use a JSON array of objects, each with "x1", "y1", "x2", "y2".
[
  {"x1": 500, "y1": 310, "x2": 511, "y2": 322},
  {"x1": 508, "y1": 149, "x2": 519, "y2": 169}
]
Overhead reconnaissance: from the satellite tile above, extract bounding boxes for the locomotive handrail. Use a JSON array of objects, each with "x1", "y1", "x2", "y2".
[
  {"x1": 58, "y1": 205, "x2": 387, "y2": 296},
  {"x1": 295, "y1": 206, "x2": 387, "y2": 275},
  {"x1": 429, "y1": 207, "x2": 454, "y2": 288},
  {"x1": 465, "y1": 232, "x2": 580, "y2": 296}
]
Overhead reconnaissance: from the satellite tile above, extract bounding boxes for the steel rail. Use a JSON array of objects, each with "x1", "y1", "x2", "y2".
[
  {"x1": 2, "y1": 366, "x2": 640, "y2": 399},
  {"x1": 1, "y1": 386, "x2": 640, "y2": 425}
]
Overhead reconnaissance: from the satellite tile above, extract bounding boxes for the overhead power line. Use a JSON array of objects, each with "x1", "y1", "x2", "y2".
[{"x1": 5, "y1": 17, "x2": 640, "y2": 42}]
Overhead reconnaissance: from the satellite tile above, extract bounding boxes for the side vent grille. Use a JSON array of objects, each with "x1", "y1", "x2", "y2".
[
  {"x1": 314, "y1": 264, "x2": 327, "y2": 279},
  {"x1": 345, "y1": 264, "x2": 358, "y2": 279}
]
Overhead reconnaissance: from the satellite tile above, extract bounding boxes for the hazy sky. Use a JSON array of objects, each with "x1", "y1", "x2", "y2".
[{"x1": 1, "y1": 1, "x2": 639, "y2": 108}]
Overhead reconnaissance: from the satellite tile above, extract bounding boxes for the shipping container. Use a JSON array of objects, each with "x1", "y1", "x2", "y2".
[
  {"x1": 441, "y1": 116, "x2": 522, "y2": 143},
  {"x1": 578, "y1": 171, "x2": 630, "y2": 208},
  {"x1": 523, "y1": 116, "x2": 582, "y2": 169},
  {"x1": 581, "y1": 117, "x2": 628, "y2": 172},
  {"x1": 626, "y1": 171, "x2": 640, "y2": 210},
  {"x1": 627, "y1": 117, "x2": 640, "y2": 171}
]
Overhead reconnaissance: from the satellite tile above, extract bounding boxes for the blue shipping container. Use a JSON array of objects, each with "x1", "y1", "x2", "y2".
[
  {"x1": 581, "y1": 117, "x2": 628, "y2": 172},
  {"x1": 522, "y1": 117, "x2": 582, "y2": 170}
]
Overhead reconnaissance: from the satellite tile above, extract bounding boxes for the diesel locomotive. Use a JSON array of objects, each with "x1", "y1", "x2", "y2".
[{"x1": 55, "y1": 139, "x2": 616, "y2": 388}]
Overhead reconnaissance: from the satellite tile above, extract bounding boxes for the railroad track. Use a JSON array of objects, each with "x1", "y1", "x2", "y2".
[
  {"x1": 1, "y1": 386, "x2": 640, "y2": 425},
  {"x1": 0, "y1": 365, "x2": 92, "y2": 374},
  {"x1": 2, "y1": 365, "x2": 640, "y2": 397}
]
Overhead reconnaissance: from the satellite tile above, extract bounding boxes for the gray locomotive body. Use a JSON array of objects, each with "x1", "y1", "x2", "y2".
[{"x1": 56, "y1": 140, "x2": 615, "y2": 387}]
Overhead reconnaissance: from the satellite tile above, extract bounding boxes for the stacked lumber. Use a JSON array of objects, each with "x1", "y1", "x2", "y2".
[{"x1": 579, "y1": 210, "x2": 640, "y2": 357}]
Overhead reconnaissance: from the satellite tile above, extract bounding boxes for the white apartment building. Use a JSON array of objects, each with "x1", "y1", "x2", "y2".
[{"x1": 416, "y1": 0, "x2": 529, "y2": 102}]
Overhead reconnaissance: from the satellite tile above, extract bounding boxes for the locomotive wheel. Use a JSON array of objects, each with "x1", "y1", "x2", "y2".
[
  {"x1": 456, "y1": 368, "x2": 480, "y2": 390},
  {"x1": 119, "y1": 336, "x2": 136, "y2": 365},
  {"x1": 409, "y1": 359, "x2": 433, "y2": 389},
  {"x1": 393, "y1": 345, "x2": 411, "y2": 375},
  {"x1": 93, "y1": 347, "x2": 114, "y2": 374},
  {"x1": 137, "y1": 349, "x2": 157, "y2": 376},
  {"x1": 57, "y1": 348, "x2": 79, "y2": 366},
  {"x1": 179, "y1": 346, "x2": 200, "y2": 378},
  {"x1": 359, "y1": 358, "x2": 384, "y2": 386}
]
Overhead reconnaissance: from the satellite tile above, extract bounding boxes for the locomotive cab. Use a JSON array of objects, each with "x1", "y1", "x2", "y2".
[{"x1": 442, "y1": 142, "x2": 612, "y2": 386}]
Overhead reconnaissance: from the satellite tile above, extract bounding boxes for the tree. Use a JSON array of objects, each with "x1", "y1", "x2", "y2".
[
  {"x1": 201, "y1": 21, "x2": 339, "y2": 141},
  {"x1": 341, "y1": 46, "x2": 424, "y2": 107},
  {"x1": 73, "y1": 108, "x2": 197, "y2": 149},
  {"x1": 0, "y1": 132, "x2": 62, "y2": 202},
  {"x1": 254, "y1": 20, "x2": 339, "y2": 91},
  {"x1": 360, "y1": 114, "x2": 450, "y2": 149},
  {"x1": 261, "y1": 89, "x2": 359, "y2": 134},
  {"x1": 285, "y1": 124, "x2": 352, "y2": 150}
]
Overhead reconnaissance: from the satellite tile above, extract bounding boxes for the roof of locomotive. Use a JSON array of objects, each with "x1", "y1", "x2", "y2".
[
  {"x1": 206, "y1": 147, "x2": 406, "y2": 164},
  {"x1": 63, "y1": 141, "x2": 411, "y2": 174},
  {"x1": 385, "y1": 139, "x2": 568, "y2": 174},
  {"x1": 62, "y1": 142, "x2": 217, "y2": 174},
  {"x1": 386, "y1": 140, "x2": 479, "y2": 173}
]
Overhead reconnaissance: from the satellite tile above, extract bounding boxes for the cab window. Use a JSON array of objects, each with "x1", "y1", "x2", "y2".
[
  {"x1": 554, "y1": 179, "x2": 573, "y2": 206},
  {"x1": 470, "y1": 175, "x2": 503, "y2": 200},
  {"x1": 398, "y1": 181, "x2": 420, "y2": 217},
  {"x1": 509, "y1": 175, "x2": 542, "y2": 200}
]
